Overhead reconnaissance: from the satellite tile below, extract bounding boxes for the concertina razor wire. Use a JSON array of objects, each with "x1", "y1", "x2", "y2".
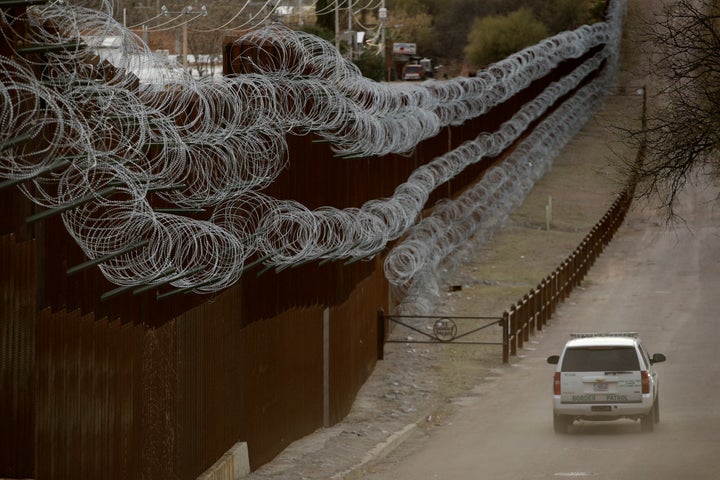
[{"x1": 0, "y1": 0, "x2": 626, "y2": 295}]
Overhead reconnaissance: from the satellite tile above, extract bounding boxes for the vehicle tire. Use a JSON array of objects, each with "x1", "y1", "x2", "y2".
[
  {"x1": 641, "y1": 403, "x2": 655, "y2": 432},
  {"x1": 553, "y1": 414, "x2": 571, "y2": 434},
  {"x1": 654, "y1": 396, "x2": 660, "y2": 424}
]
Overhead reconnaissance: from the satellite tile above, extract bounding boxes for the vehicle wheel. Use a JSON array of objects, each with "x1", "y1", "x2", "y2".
[
  {"x1": 641, "y1": 403, "x2": 655, "y2": 432},
  {"x1": 553, "y1": 414, "x2": 571, "y2": 434},
  {"x1": 654, "y1": 397, "x2": 660, "y2": 424}
]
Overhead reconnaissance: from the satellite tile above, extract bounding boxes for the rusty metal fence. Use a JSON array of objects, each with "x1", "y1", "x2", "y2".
[{"x1": 0, "y1": 5, "x2": 619, "y2": 480}]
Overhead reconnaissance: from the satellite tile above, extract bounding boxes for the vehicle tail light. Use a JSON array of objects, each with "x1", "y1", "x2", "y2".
[
  {"x1": 553, "y1": 372, "x2": 561, "y2": 395},
  {"x1": 641, "y1": 370, "x2": 650, "y2": 394}
]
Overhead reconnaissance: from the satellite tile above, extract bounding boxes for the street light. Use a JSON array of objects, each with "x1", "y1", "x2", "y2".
[{"x1": 160, "y1": 5, "x2": 208, "y2": 71}]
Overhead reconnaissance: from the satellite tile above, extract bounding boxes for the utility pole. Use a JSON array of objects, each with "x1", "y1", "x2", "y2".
[
  {"x1": 348, "y1": 0, "x2": 352, "y2": 31},
  {"x1": 160, "y1": 4, "x2": 208, "y2": 71},
  {"x1": 347, "y1": 0, "x2": 353, "y2": 59},
  {"x1": 380, "y1": 1, "x2": 388, "y2": 80},
  {"x1": 334, "y1": 0, "x2": 340, "y2": 50}
]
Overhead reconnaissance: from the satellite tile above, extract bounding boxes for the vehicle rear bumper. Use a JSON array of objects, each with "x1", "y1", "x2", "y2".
[{"x1": 552, "y1": 394, "x2": 653, "y2": 418}]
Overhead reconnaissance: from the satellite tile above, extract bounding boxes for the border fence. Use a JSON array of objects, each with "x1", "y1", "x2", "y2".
[{"x1": 0, "y1": 1, "x2": 625, "y2": 478}]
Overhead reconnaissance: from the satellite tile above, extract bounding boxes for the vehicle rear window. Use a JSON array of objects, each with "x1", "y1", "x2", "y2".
[{"x1": 561, "y1": 346, "x2": 640, "y2": 372}]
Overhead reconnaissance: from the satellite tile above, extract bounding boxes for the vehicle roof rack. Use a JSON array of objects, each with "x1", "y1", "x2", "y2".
[{"x1": 570, "y1": 332, "x2": 638, "y2": 339}]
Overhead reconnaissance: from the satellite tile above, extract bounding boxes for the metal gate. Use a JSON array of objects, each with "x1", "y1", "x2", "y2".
[{"x1": 376, "y1": 309, "x2": 505, "y2": 361}]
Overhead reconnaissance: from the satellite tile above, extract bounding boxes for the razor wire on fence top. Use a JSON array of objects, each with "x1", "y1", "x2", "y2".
[{"x1": 0, "y1": 0, "x2": 626, "y2": 295}]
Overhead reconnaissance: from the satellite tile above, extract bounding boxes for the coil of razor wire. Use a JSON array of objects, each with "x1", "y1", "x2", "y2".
[
  {"x1": 0, "y1": 0, "x2": 626, "y2": 293},
  {"x1": 389, "y1": 54, "x2": 621, "y2": 314}
]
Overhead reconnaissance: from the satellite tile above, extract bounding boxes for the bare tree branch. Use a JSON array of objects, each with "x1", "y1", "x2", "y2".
[{"x1": 629, "y1": 0, "x2": 720, "y2": 218}]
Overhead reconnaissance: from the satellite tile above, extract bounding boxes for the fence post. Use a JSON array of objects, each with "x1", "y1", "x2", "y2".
[
  {"x1": 544, "y1": 278, "x2": 551, "y2": 325},
  {"x1": 558, "y1": 262, "x2": 566, "y2": 302},
  {"x1": 550, "y1": 269, "x2": 560, "y2": 313},
  {"x1": 591, "y1": 225, "x2": 601, "y2": 263},
  {"x1": 564, "y1": 259, "x2": 572, "y2": 299},
  {"x1": 502, "y1": 311, "x2": 509, "y2": 363},
  {"x1": 572, "y1": 250, "x2": 579, "y2": 289},
  {"x1": 377, "y1": 308, "x2": 385, "y2": 361},
  {"x1": 509, "y1": 305, "x2": 517, "y2": 357},
  {"x1": 535, "y1": 284, "x2": 544, "y2": 331},
  {"x1": 516, "y1": 299, "x2": 525, "y2": 350},
  {"x1": 523, "y1": 294, "x2": 531, "y2": 341}
]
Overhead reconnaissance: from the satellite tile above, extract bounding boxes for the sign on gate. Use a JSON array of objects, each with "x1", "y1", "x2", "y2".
[{"x1": 432, "y1": 318, "x2": 458, "y2": 342}]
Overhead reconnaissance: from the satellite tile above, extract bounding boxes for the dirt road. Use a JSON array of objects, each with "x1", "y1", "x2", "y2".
[{"x1": 359, "y1": 182, "x2": 720, "y2": 480}]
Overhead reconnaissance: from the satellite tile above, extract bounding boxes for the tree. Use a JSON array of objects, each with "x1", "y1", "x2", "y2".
[
  {"x1": 388, "y1": 0, "x2": 510, "y2": 69},
  {"x1": 464, "y1": 8, "x2": 548, "y2": 68},
  {"x1": 353, "y1": 49, "x2": 386, "y2": 81},
  {"x1": 386, "y1": 0, "x2": 602, "y2": 71},
  {"x1": 536, "y1": 0, "x2": 604, "y2": 34},
  {"x1": 629, "y1": 0, "x2": 720, "y2": 218}
]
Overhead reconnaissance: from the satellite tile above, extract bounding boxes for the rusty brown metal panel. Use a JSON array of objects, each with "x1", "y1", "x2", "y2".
[
  {"x1": 176, "y1": 306, "x2": 203, "y2": 478},
  {"x1": 328, "y1": 258, "x2": 388, "y2": 424},
  {"x1": 34, "y1": 308, "x2": 143, "y2": 480},
  {"x1": 240, "y1": 257, "x2": 377, "y2": 326},
  {"x1": 128, "y1": 319, "x2": 145, "y2": 480},
  {"x1": 35, "y1": 308, "x2": 67, "y2": 478},
  {"x1": 176, "y1": 303, "x2": 229, "y2": 479},
  {"x1": 196, "y1": 293, "x2": 247, "y2": 473},
  {"x1": 0, "y1": 234, "x2": 36, "y2": 477},
  {"x1": 236, "y1": 306, "x2": 325, "y2": 470},
  {"x1": 0, "y1": 187, "x2": 35, "y2": 239},
  {"x1": 171, "y1": 260, "x2": 387, "y2": 476},
  {"x1": 272, "y1": 134, "x2": 422, "y2": 210},
  {"x1": 141, "y1": 319, "x2": 178, "y2": 480},
  {"x1": 34, "y1": 308, "x2": 50, "y2": 478}
]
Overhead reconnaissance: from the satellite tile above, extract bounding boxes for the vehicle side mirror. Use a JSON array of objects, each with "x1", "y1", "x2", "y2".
[
  {"x1": 650, "y1": 353, "x2": 666, "y2": 364},
  {"x1": 547, "y1": 355, "x2": 560, "y2": 365}
]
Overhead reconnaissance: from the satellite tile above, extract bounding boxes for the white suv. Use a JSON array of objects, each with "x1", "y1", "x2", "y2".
[{"x1": 547, "y1": 332, "x2": 666, "y2": 433}]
